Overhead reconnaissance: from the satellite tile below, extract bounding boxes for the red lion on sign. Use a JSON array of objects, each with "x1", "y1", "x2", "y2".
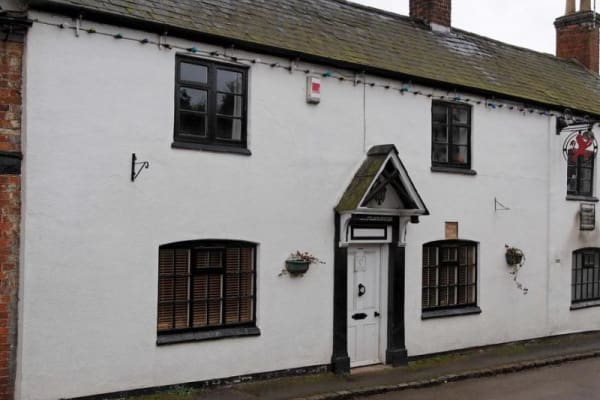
[{"x1": 569, "y1": 132, "x2": 595, "y2": 161}]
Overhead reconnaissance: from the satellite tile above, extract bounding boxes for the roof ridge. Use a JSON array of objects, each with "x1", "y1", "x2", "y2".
[
  {"x1": 326, "y1": 0, "x2": 414, "y2": 22},
  {"x1": 331, "y1": 0, "x2": 592, "y2": 73}
]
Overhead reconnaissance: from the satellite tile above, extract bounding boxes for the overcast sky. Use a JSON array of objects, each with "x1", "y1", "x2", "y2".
[{"x1": 352, "y1": 0, "x2": 568, "y2": 54}]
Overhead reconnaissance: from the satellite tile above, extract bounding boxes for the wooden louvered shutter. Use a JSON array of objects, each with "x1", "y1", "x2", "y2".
[
  {"x1": 191, "y1": 249, "x2": 223, "y2": 328},
  {"x1": 224, "y1": 247, "x2": 254, "y2": 324},
  {"x1": 157, "y1": 248, "x2": 190, "y2": 331},
  {"x1": 158, "y1": 242, "x2": 256, "y2": 333}
]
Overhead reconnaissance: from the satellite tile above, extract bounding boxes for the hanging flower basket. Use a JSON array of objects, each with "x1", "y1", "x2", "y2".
[
  {"x1": 284, "y1": 251, "x2": 325, "y2": 276},
  {"x1": 285, "y1": 260, "x2": 311, "y2": 275},
  {"x1": 505, "y1": 245, "x2": 524, "y2": 266}
]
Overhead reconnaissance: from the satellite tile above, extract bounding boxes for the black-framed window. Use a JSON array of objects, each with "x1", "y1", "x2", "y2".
[
  {"x1": 567, "y1": 150, "x2": 594, "y2": 197},
  {"x1": 157, "y1": 240, "x2": 256, "y2": 335},
  {"x1": 572, "y1": 248, "x2": 600, "y2": 303},
  {"x1": 422, "y1": 240, "x2": 477, "y2": 311},
  {"x1": 431, "y1": 101, "x2": 472, "y2": 169},
  {"x1": 174, "y1": 56, "x2": 248, "y2": 150}
]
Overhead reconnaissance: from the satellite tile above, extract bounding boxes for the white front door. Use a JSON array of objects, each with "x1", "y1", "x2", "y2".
[{"x1": 347, "y1": 245, "x2": 382, "y2": 367}]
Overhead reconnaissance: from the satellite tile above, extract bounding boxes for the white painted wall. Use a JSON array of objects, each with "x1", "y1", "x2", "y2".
[{"x1": 17, "y1": 10, "x2": 600, "y2": 400}]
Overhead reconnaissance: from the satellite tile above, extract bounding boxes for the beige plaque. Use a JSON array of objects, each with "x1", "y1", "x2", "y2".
[{"x1": 445, "y1": 222, "x2": 458, "y2": 240}]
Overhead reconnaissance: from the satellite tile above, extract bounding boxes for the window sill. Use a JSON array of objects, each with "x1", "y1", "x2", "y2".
[
  {"x1": 157, "y1": 326, "x2": 260, "y2": 345},
  {"x1": 171, "y1": 141, "x2": 252, "y2": 156},
  {"x1": 430, "y1": 166, "x2": 477, "y2": 176},
  {"x1": 570, "y1": 300, "x2": 600, "y2": 311},
  {"x1": 566, "y1": 195, "x2": 599, "y2": 203},
  {"x1": 421, "y1": 306, "x2": 482, "y2": 320}
]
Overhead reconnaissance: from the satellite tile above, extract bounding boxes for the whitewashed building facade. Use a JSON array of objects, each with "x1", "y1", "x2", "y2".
[{"x1": 0, "y1": 0, "x2": 599, "y2": 399}]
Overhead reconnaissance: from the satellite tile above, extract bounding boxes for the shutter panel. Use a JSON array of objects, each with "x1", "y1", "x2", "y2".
[
  {"x1": 239, "y1": 247, "x2": 254, "y2": 323},
  {"x1": 207, "y1": 274, "x2": 223, "y2": 326},
  {"x1": 174, "y1": 249, "x2": 190, "y2": 329},
  {"x1": 422, "y1": 247, "x2": 430, "y2": 309},
  {"x1": 158, "y1": 249, "x2": 174, "y2": 331},
  {"x1": 191, "y1": 275, "x2": 208, "y2": 328},
  {"x1": 225, "y1": 248, "x2": 241, "y2": 324}
]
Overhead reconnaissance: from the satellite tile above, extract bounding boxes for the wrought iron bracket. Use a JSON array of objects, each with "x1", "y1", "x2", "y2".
[
  {"x1": 131, "y1": 153, "x2": 149, "y2": 182},
  {"x1": 494, "y1": 197, "x2": 510, "y2": 212}
]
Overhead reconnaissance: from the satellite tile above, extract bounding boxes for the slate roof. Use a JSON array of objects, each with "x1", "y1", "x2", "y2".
[{"x1": 31, "y1": 0, "x2": 600, "y2": 115}]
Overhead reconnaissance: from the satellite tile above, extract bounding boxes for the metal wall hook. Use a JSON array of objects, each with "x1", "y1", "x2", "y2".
[
  {"x1": 494, "y1": 197, "x2": 510, "y2": 212},
  {"x1": 131, "y1": 153, "x2": 149, "y2": 182}
]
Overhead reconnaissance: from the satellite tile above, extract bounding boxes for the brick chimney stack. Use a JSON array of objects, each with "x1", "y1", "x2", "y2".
[
  {"x1": 555, "y1": 0, "x2": 600, "y2": 73},
  {"x1": 410, "y1": 0, "x2": 451, "y2": 29}
]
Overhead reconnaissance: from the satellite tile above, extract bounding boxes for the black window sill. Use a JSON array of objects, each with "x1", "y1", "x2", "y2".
[
  {"x1": 570, "y1": 300, "x2": 600, "y2": 311},
  {"x1": 421, "y1": 306, "x2": 482, "y2": 320},
  {"x1": 430, "y1": 166, "x2": 477, "y2": 176},
  {"x1": 171, "y1": 141, "x2": 252, "y2": 156},
  {"x1": 566, "y1": 195, "x2": 599, "y2": 203},
  {"x1": 157, "y1": 326, "x2": 260, "y2": 345}
]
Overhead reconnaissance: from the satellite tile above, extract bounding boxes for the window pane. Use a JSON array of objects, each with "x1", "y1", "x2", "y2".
[
  {"x1": 581, "y1": 167, "x2": 593, "y2": 182},
  {"x1": 433, "y1": 125, "x2": 447, "y2": 143},
  {"x1": 580, "y1": 155, "x2": 594, "y2": 167},
  {"x1": 452, "y1": 127, "x2": 469, "y2": 145},
  {"x1": 450, "y1": 145, "x2": 468, "y2": 164},
  {"x1": 174, "y1": 303, "x2": 188, "y2": 329},
  {"x1": 192, "y1": 301, "x2": 207, "y2": 327},
  {"x1": 432, "y1": 105, "x2": 447, "y2": 124},
  {"x1": 580, "y1": 181, "x2": 592, "y2": 195},
  {"x1": 179, "y1": 112, "x2": 206, "y2": 137},
  {"x1": 179, "y1": 88, "x2": 207, "y2": 112},
  {"x1": 157, "y1": 304, "x2": 173, "y2": 331},
  {"x1": 216, "y1": 118, "x2": 243, "y2": 141},
  {"x1": 432, "y1": 144, "x2": 448, "y2": 163},
  {"x1": 240, "y1": 298, "x2": 253, "y2": 322},
  {"x1": 217, "y1": 93, "x2": 243, "y2": 117},
  {"x1": 207, "y1": 300, "x2": 222, "y2": 326},
  {"x1": 180, "y1": 62, "x2": 208, "y2": 83},
  {"x1": 217, "y1": 69, "x2": 243, "y2": 94},
  {"x1": 452, "y1": 107, "x2": 469, "y2": 124}
]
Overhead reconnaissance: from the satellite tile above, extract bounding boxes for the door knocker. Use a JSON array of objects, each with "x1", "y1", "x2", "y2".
[{"x1": 358, "y1": 283, "x2": 366, "y2": 297}]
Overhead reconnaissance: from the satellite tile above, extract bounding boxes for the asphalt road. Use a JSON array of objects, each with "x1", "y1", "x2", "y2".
[{"x1": 357, "y1": 357, "x2": 600, "y2": 400}]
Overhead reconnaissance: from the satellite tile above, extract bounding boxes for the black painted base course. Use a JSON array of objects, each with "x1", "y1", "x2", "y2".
[{"x1": 66, "y1": 364, "x2": 330, "y2": 400}]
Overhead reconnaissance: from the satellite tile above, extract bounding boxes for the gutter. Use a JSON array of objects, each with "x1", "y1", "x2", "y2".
[{"x1": 28, "y1": 0, "x2": 600, "y2": 118}]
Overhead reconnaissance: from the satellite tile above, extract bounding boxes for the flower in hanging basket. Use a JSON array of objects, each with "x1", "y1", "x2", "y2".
[
  {"x1": 505, "y1": 245, "x2": 524, "y2": 266},
  {"x1": 284, "y1": 251, "x2": 325, "y2": 275}
]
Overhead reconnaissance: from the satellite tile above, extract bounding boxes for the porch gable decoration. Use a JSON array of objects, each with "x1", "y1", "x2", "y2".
[
  {"x1": 336, "y1": 144, "x2": 429, "y2": 246},
  {"x1": 336, "y1": 144, "x2": 429, "y2": 216}
]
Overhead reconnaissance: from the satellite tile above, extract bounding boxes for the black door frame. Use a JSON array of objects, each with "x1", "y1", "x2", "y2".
[{"x1": 331, "y1": 212, "x2": 407, "y2": 373}]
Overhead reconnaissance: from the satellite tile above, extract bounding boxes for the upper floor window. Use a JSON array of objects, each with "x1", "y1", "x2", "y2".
[
  {"x1": 157, "y1": 240, "x2": 256, "y2": 337},
  {"x1": 572, "y1": 248, "x2": 600, "y2": 304},
  {"x1": 174, "y1": 56, "x2": 248, "y2": 154},
  {"x1": 567, "y1": 149, "x2": 594, "y2": 197},
  {"x1": 431, "y1": 101, "x2": 472, "y2": 170},
  {"x1": 422, "y1": 240, "x2": 477, "y2": 311}
]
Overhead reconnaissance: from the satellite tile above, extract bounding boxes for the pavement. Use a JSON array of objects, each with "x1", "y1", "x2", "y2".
[{"x1": 128, "y1": 331, "x2": 600, "y2": 400}]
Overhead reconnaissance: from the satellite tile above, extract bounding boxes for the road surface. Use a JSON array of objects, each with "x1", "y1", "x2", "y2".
[{"x1": 357, "y1": 357, "x2": 600, "y2": 400}]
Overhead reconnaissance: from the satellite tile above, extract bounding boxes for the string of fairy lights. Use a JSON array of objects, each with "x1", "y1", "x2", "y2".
[{"x1": 32, "y1": 17, "x2": 588, "y2": 121}]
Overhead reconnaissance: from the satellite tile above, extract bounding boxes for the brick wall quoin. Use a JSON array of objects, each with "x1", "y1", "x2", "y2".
[{"x1": 0, "y1": 12, "x2": 29, "y2": 400}]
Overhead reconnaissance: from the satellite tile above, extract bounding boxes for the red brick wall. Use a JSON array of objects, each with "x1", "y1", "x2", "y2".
[
  {"x1": 410, "y1": 0, "x2": 451, "y2": 27},
  {"x1": 556, "y1": 23, "x2": 599, "y2": 73},
  {"x1": 0, "y1": 38, "x2": 23, "y2": 400}
]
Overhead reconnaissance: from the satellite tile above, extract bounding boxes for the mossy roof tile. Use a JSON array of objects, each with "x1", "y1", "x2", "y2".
[{"x1": 34, "y1": 0, "x2": 600, "y2": 114}]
